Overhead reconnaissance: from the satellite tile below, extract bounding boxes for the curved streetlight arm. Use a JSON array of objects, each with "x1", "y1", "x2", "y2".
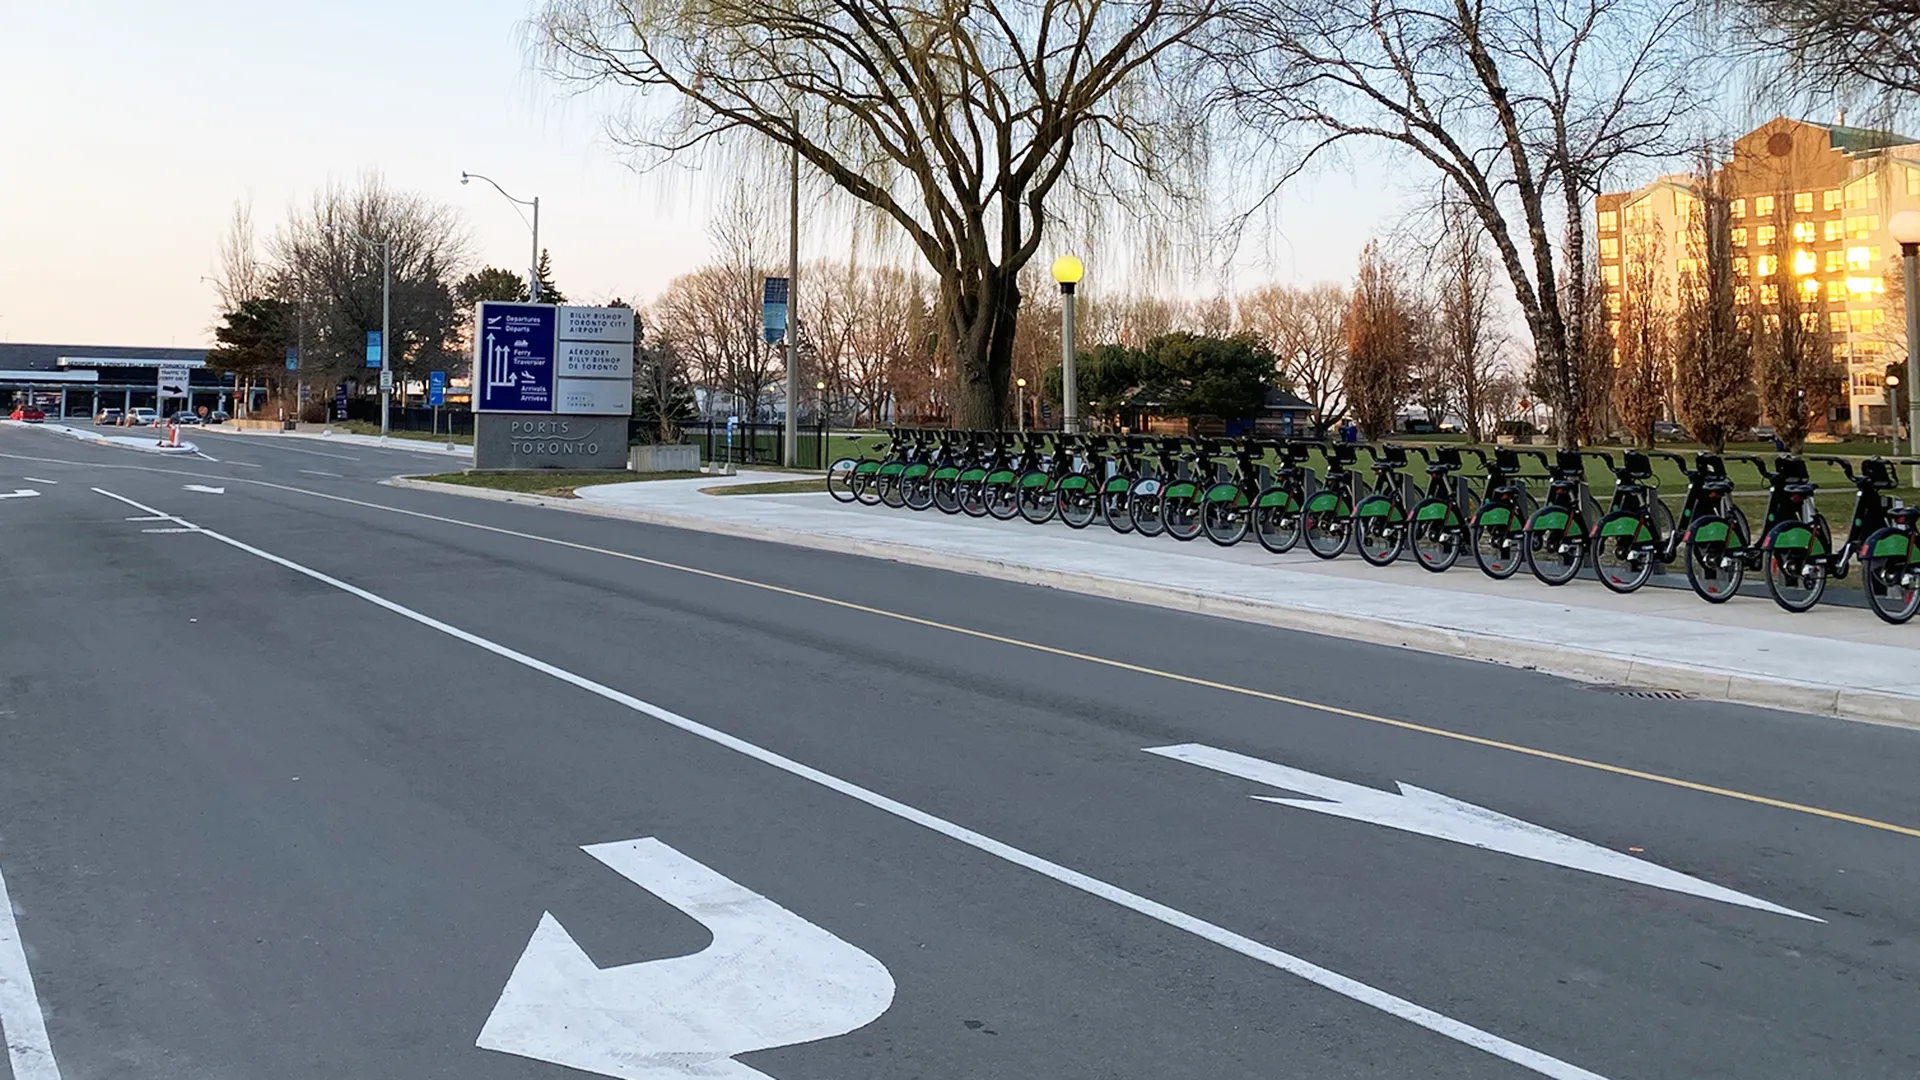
[{"x1": 461, "y1": 171, "x2": 541, "y2": 303}]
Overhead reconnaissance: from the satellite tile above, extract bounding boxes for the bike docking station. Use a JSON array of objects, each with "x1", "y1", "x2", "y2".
[{"x1": 472, "y1": 301, "x2": 635, "y2": 471}]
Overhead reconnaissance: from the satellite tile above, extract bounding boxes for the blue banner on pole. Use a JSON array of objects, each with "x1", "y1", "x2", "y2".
[
  {"x1": 366, "y1": 331, "x2": 382, "y2": 369},
  {"x1": 285, "y1": 345, "x2": 299, "y2": 372},
  {"x1": 475, "y1": 302, "x2": 556, "y2": 413},
  {"x1": 762, "y1": 277, "x2": 789, "y2": 345},
  {"x1": 428, "y1": 370, "x2": 447, "y2": 408}
]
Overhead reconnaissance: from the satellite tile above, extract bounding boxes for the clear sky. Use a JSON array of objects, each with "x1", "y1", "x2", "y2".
[{"x1": 0, "y1": 0, "x2": 1399, "y2": 349}]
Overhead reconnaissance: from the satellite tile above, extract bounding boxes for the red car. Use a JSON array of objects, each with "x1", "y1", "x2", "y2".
[{"x1": 8, "y1": 406, "x2": 46, "y2": 423}]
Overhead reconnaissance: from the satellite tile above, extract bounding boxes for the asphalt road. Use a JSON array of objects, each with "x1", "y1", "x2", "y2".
[{"x1": 2, "y1": 423, "x2": 1919, "y2": 1080}]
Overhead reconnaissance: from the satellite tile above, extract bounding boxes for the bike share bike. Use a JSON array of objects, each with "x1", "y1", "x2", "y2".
[
  {"x1": 1053, "y1": 436, "x2": 1110, "y2": 530},
  {"x1": 1128, "y1": 437, "x2": 1189, "y2": 538},
  {"x1": 1404, "y1": 445, "x2": 1480, "y2": 572},
  {"x1": 1347, "y1": 444, "x2": 1423, "y2": 566},
  {"x1": 930, "y1": 430, "x2": 986, "y2": 515},
  {"x1": 1466, "y1": 447, "x2": 1543, "y2": 579},
  {"x1": 1585, "y1": 450, "x2": 1747, "y2": 598},
  {"x1": 1200, "y1": 437, "x2": 1275, "y2": 547},
  {"x1": 1758, "y1": 455, "x2": 1920, "y2": 621},
  {"x1": 1522, "y1": 450, "x2": 1604, "y2": 586},
  {"x1": 1249, "y1": 440, "x2": 1319, "y2": 554},
  {"x1": 1101, "y1": 436, "x2": 1149, "y2": 534},
  {"x1": 1303, "y1": 443, "x2": 1367, "y2": 559},
  {"x1": 827, "y1": 428, "x2": 904, "y2": 504}
]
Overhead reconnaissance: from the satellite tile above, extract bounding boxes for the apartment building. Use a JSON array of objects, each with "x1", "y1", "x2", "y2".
[{"x1": 1597, "y1": 117, "x2": 1920, "y2": 433}]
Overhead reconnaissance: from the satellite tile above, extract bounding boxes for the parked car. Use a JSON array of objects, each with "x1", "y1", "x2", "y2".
[
  {"x1": 167, "y1": 411, "x2": 201, "y2": 425},
  {"x1": 206, "y1": 410, "x2": 230, "y2": 424},
  {"x1": 126, "y1": 407, "x2": 159, "y2": 426},
  {"x1": 1653, "y1": 420, "x2": 1689, "y2": 441},
  {"x1": 96, "y1": 408, "x2": 124, "y2": 425},
  {"x1": 8, "y1": 406, "x2": 46, "y2": 423}
]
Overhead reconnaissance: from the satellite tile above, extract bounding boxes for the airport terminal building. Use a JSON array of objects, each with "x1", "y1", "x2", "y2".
[{"x1": 0, "y1": 342, "x2": 236, "y2": 419}]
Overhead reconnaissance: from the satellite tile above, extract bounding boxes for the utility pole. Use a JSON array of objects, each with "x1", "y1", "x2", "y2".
[
  {"x1": 380, "y1": 237, "x2": 391, "y2": 438},
  {"x1": 784, "y1": 109, "x2": 801, "y2": 468}
]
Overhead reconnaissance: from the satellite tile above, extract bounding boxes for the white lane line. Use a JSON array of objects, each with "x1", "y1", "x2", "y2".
[
  {"x1": 141, "y1": 527, "x2": 201, "y2": 534},
  {"x1": 21, "y1": 477, "x2": 56, "y2": 485},
  {"x1": 247, "y1": 443, "x2": 359, "y2": 461},
  {"x1": 299, "y1": 470, "x2": 344, "y2": 479},
  {"x1": 0, "y1": 856, "x2": 63, "y2": 1080},
  {"x1": 85, "y1": 487, "x2": 1610, "y2": 1080},
  {"x1": 229, "y1": 462, "x2": 261, "y2": 468},
  {"x1": 194, "y1": 451, "x2": 219, "y2": 462}
]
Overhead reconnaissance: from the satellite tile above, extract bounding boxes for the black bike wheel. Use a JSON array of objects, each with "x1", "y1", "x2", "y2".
[
  {"x1": 1409, "y1": 498, "x2": 1462, "y2": 573},
  {"x1": 879, "y1": 468, "x2": 909, "y2": 509},
  {"x1": 1353, "y1": 496, "x2": 1405, "y2": 566},
  {"x1": 1129, "y1": 478, "x2": 1166, "y2": 538},
  {"x1": 1861, "y1": 529, "x2": 1920, "y2": 624},
  {"x1": 1303, "y1": 507, "x2": 1351, "y2": 559},
  {"x1": 1683, "y1": 515, "x2": 1745, "y2": 603},
  {"x1": 932, "y1": 477, "x2": 962, "y2": 514},
  {"x1": 959, "y1": 481, "x2": 990, "y2": 518},
  {"x1": 1058, "y1": 477, "x2": 1099, "y2": 529},
  {"x1": 853, "y1": 466, "x2": 885, "y2": 506},
  {"x1": 1163, "y1": 494, "x2": 1204, "y2": 541},
  {"x1": 1472, "y1": 522, "x2": 1524, "y2": 579},
  {"x1": 903, "y1": 475, "x2": 936, "y2": 511},
  {"x1": 1592, "y1": 511, "x2": 1656, "y2": 594},
  {"x1": 826, "y1": 458, "x2": 861, "y2": 503},
  {"x1": 1016, "y1": 471, "x2": 1056, "y2": 524},
  {"x1": 1201, "y1": 483, "x2": 1250, "y2": 546},
  {"x1": 1525, "y1": 508, "x2": 1586, "y2": 586},
  {"x1": 1102, "y1": 486, "x2": 1136, "y2": 534},
  {"x1": 1762, "y1": 519, "x2": 1828, "y2": 612},
  {"x1": 1253, "y1": 486, "x2": 1302, "y2": 554},
  {"x1": 985, "y1": 481, "x2": 1022, "y2": 521}
]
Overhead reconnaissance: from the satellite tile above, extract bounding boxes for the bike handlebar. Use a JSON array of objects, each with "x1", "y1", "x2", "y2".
[{"x1": 1808, "y1": 455, "x2": 1858, "y2": 481}]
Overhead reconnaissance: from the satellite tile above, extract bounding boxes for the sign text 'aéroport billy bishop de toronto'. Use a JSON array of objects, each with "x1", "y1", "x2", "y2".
[{"x1": 472, "y1": 301, "x2": 635, "y2": 470}]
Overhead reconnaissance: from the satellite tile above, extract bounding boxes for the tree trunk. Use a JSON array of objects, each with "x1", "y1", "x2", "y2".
[{"x1": 947, "y1": 267, "x2": 1023, "y2": 430}]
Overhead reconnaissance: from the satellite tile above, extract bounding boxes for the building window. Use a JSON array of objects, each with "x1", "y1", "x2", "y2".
[
  {"x1": 1599, "y1": 209, "x2": 1618, "y2": 232},
  {"x1": 1825, "y1": 189, "x2": 1843, "y2": 210},
  {"x1": 1825, "y1": 220, "x2": 1845, "y2": 241},
  {"x1": 1910, "y1": 171, "x2": 1920, "y2": 196},
  {"x1": 1760, "y1": 283, "x2": 1780, "y2": 304},
  {"x1": 1794, "y1": 192, "x2": 1814, "y2": 212},
  {"x1": 1732, "y1": 227, "x2": 1748, "y2": 246},
  {"x1": 1606, "y1": 293, "x2": 1622, "y2": 313},
  {"x1": 1732, "y1": 198, "x2": 1747, "y2": 218},
  {"x1": 1755, "y1": 195, "x2": 1776, "y2": 216},
  {"x1": 1792, "y1": 220, "x2": 1816, "y2": 243},
  {"x1": 1793, "y1": 249, "x2": 1818, "y2": 275},
  {"x1": 1827, "y1": 280, "x2": 1847, "y2": 302},
  {"x1": 1735, "y1": 256, "x2": 1751, "y2": 276},
  {"x1": 1756, "y1": 225, "x2": 1777, "y2": 246},
  {"x1": 1756, "y1": 254, "x2": 1779, "y2": 276},
  {"x1": 1846, "y1": 214, "x2": 1880, "y2": 238},
  {"x1": 1846, "y1": 180, "x2": 1871, "y2": 209},
  {"x1": 1826, "y1": 250, "x2": 1845, "y2": 272},
  {"x1": 1847, "y1": 245, "x2": 1875, "y2": 269},
  {"x1": 1600, "y1": 237, "x2": 1619, "y2": 258},
  {"x1": 1601, "y1": 265, "x2": 1620, "y2": 287}
]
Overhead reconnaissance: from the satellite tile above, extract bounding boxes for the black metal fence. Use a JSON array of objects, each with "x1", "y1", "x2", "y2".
[{"x1": 688, "y1": 419, "x2": 832, "y2": 469}]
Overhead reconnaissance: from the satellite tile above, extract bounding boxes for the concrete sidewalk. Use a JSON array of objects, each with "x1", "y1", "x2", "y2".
[
  {"x1": 3, "y1": 419, "x2": 200, "y2": 455},
  {"x1": 390, "y1": 470, "x2": 1920, "y2": 725},
  {"x1": 196, "y1": 425, "x2": 473, "y2": 458}
]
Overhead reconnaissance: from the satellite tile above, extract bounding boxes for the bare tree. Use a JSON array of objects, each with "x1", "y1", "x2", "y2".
[
  {"x1": 534, "y1": 0, "x2": 1219, "y2": 428},
  {"x1": 1674, "y1": 157, "x2": 1754, "y2": 451},
  {"x1": 1345, "y1": 242, "x2": 1413, "y2": 438},
  {"x1": 267, "y1": 174, "x2": 470, "y2": 387},
  {"x1": 1739, "y1": 0, "x2": 1920, "y2": 111},
  {"x1": 1215, "y1": 0, "x2": 1699, "y2": 447},
  {"x1": 1422, "y1": 205, "x2": 1507, "y2": 443},
  {"x1": 1748, "y1": 192, "x2": 1839, "y2": 450},
  {"x1": 1238, "y1": 282, "x2": 1347, "y2": 435},
  {"x1": 1613, "y1": 229, "x2": 1669, "y2": 445},
  {"x1": 211, "y1": 198, "x2": 267, "y2": 313}
]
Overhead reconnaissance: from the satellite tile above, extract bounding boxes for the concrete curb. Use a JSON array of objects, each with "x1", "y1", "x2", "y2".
[
  {"x1": 383, "y1": 476, "x2": 1920, "y2": 729},
  {"x1": 196, "y1": 426, "x2": 472, "y2": 458},
  {"x1": 6, "y1": 421, "x2": 201, "y2": 455}
]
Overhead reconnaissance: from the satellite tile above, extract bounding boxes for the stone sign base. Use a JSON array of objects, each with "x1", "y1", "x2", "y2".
[{"x1": 474, "y1": 413, "x2": 630, "y2": 470}]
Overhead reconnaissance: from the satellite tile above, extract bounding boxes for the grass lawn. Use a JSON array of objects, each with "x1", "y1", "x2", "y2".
[
  {"x1": 705, "y1": 478, "x2": 828, "y2": 496},
  {"x1": 338, "y1": 420, "x2": 473, "y2": 445},
  {"x1": 416, "y1": 470, "x2": 701, "y2": 498}
]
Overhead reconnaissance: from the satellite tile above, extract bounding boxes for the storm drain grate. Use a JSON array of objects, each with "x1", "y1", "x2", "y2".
[{"x1": 1584, "y1": 684, "x2": 1698, "y2": 700}]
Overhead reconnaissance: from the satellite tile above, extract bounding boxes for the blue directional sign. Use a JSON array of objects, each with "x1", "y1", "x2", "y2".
[
  {"x1": 762, "y1": 277, "x2": 789, "y2": 345},
  {"x1": 428, "y1": 370, "x2": 447, "y2": 408},
  {"x1": 366, "y1": 330, "x2": 382, "y2": 369},
  {"x1": 475, "y1": 302, "x2": 556, "y2": 413},
  {"x1": 285, "y1": 345, "x2": 299, "y2": 372},
  {"x1": 334, "y1": 384, "x2": 349, "y2": 422}
]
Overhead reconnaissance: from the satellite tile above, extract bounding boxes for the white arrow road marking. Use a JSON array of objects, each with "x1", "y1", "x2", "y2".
[
  {"x1": 479, "y1": 838, "x2": 895, "y2": 1079},
  {"x1": 1146, "y1": 744, "x2": 1816, "y2": 921},
  {"x1": 83, "y1": 486, "x2": 1613, "y2": 1080},
  {"x1": 0, "y1": 856, "x2": 63, "y2": 1080},
  {"x1": 182, "y1": 484, "x2": 225, "y2": 494},
  {"x1": 0, "y1": 489, "x2": 40, "y2": 500}
]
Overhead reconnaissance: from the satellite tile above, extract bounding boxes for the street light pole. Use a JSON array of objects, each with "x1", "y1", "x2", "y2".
[
  {"x1": 1891, "y1": 211, "x2": 1920, "y2": 481},
  {"x1": 1050, "y1": 256, "x2": 1084, "y2": 434},
  {"x1": 379, "y1": 236, "x2": 391, "y2": 438},
  {"x1": 461, "y1": 172, "x2": 541, "y2": 302},
  {"x1": 1017, "y1": 377, "x2": 1027, "y2": 432},
  {"x1": 784, "y1": 110, "x2": 801, "y2": 468}
]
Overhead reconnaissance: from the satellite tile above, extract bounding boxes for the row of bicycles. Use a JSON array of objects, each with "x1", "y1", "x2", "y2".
[{"x1": 825, "y1": 429, "x2": 1920, "y2": 624}]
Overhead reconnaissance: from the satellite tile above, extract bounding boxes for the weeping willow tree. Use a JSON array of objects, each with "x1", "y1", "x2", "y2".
[{"x1": 532, "y1": 0, "x2": 1219, "y2": 427}]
